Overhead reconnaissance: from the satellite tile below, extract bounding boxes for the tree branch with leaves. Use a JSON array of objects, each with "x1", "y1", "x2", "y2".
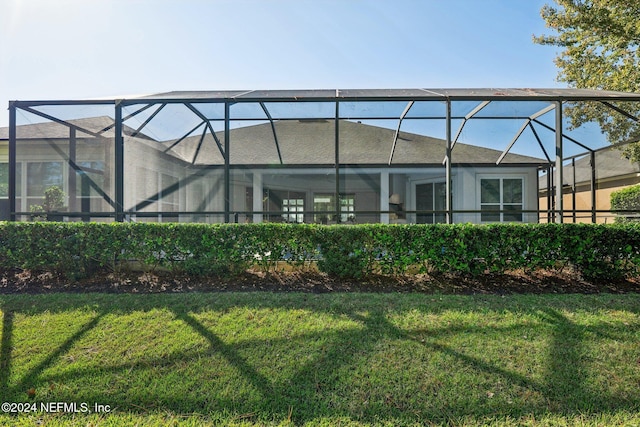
[{"x1": 534, "y1": 0, "x2": 640, "y2": 160}]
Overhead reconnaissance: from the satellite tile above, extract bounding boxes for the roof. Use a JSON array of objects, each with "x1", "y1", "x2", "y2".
[
  {"x1": 543, "y1": 147, "x2": 640, "y2": 186},
  {"x1": 163, "y1": 119, "x2": 546, "y2": 166},
  {"x1": 10, "y1": 88, "x2": 640, "y2": 107},
  {"x1": 0, "y1": 116, "x2": 547, "y2": 167},
  {"x1": 0, "y1": 116, "x2": 153, "y2": 140},
  {"x1": 131, "y1": 88, "x2": 640, "y2": 103}
]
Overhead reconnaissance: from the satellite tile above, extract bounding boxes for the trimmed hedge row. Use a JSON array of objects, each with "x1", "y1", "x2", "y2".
[
  {"x1": 611, "y1": 183, "x2": 640, "y2": 223},
  {"x1": 0, "y1": 222, "x2": 639, "y2": 281}
]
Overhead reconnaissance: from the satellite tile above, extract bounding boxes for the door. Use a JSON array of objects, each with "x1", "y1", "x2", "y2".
[{"x1": 416, "y1": 182, "x2": 446, "y2": 224}]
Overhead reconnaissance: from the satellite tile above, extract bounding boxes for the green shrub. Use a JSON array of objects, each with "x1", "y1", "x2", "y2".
[
  {"x1": 316, "y1": 225, "x2": 374, "y2": 279},
  {"x1": 611, "y1": 184, "x2": 640, "y2": 223},
  {"x1": 0, "y1": 222, "x2": 638, "y2": 283}
]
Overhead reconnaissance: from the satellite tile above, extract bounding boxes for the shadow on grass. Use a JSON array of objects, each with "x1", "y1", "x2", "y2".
[
  {"x1": 0, "y1": 308, "x2": 13, "y2": 391},
  {"x1": 0, "y1": 293, "x2": 639, "y2": 424}
]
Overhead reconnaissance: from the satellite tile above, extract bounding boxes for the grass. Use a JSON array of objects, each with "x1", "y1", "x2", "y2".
[{"x1": 0, "y1": 292, "x2": 639, "y2": 426}]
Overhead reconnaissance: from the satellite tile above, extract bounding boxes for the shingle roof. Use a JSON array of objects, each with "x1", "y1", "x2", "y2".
[
  {"x1": 542, "y1": 147, "x2": 640, "y2": 186},
  {"x1": 0, "y1": 117, "x2": 153, "y2": 140},
  {"x1": 164, "y1": 119, "x2": 546, "y2": 166},
  {"x1": 0, "y1": 115, "x2": 547, "y2": 167}
]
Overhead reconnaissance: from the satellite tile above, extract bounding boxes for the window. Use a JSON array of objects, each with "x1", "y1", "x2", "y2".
[
  {"x1": 27, "y1": 162, "x2": 63, "y2": 209},
  {"x1": 0, "y1": 163, "x2": 22, "y2": 198},
  {"x1": 282, "y1": 197, "x2": 305, "y2": 223},
  {"x1": 480, "y1": 178, "x2": 523, "y2": 222},
  {"x1": 263, "y1": 189, "x2": 305, "y2": 223},
  {"x1": 340, "y1": 195, "x2": 355, "y2": 222},
  {"x1": 313, "y1": 193, "x2": 355, "y2": 223}
]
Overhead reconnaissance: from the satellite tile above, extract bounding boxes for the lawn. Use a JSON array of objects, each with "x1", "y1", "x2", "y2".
[{"x1": 0, "y1": 292, "x2": 639, "y2": 426}]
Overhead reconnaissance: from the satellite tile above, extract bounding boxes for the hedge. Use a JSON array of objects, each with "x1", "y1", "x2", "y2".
[
  {"x1": 0, "y1": 222, "x2": 639, "y2": 282},
  {"x1": 611, "y1": 183, "x2": 640, "y2": 223}
]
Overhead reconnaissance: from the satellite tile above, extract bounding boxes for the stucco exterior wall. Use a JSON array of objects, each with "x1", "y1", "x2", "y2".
[{"x1": 539, "y1": 174, "x2": 640, "y2": 223}]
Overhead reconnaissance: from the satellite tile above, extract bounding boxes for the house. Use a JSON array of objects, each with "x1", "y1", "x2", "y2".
[
  {"x1": 5, "y1": 88, "x2": 640, "y2": 224},
  {"x1": 0, "y1": 116, "x2": 546, "y2": 224},
  {"x1": 539, "y1": 145, "x2": 640, "y2": 223},
  {"x1": 166, "y1": 118, "x2": 545, "y2": 224}
]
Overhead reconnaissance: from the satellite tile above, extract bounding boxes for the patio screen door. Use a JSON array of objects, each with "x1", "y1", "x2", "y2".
[{"x1": 416, "y1": 182, "x2": 446, "y2": 224}]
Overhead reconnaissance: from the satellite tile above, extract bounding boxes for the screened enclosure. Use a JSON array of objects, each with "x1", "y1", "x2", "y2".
[{"x1": 3, "y1": 88, "x2": 640, "y2": 224}]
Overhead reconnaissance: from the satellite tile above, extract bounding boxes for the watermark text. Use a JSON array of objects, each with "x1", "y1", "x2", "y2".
[{"x1": 2, "y1": 402, "x2": 111, "y2": 414}]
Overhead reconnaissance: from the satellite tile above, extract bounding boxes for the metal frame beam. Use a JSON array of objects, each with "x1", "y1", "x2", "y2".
[
  {"x1": 8, "y1": 103, "x2": 16, "y2": 221},
  {"x1": 224, "y1": 102, "x2": 231, "y2": 223},
  {"x1": 130, "y1": 103, "x2": 166, "y2": 138},
  {"x1": 11, "y1": 90, "x2": 640, "y2": 224},
  {"x1": 115, "y1": 101, "x2": 124, "y2": 222},
  {"x1": 590, "y1": 151, "x2": 597, "y2": 223},
  {"x1": 205, "y1": 121, "x2": 226, "y2": 159},
  {"x1": 445, "y1": 99, "x2": 453, "y2": 224},
  {"x1": 496, "y1": 120, "x2": 529, "y2": 165},
  {"x1": 451, "y1": 100, "x2": 490, "y2": 150},
  {"x1": 528, "y1": 122, "x2": 552, "y2": 164},
  {"x1": 19, "y1": 106, "x2": 104, "y2": 138},
  {"x1": 443, "y1": 100, "x2": 491, "y2": 165},
  {"x1": 185, "y1": 102, "x2": 226, "y2": 160},
  {"x1": 600, "y1": 101, "x2": 640, "y2": 122},
  {"x1": 130, "y1": 169, "x2": 205, "y2": 213},
  {"x1": 555, "y1": 101, "x2": 563, "y2": 223},
  {"x1": 39, "y1": 136, "x2": 115, "y2": 208},
  {"x1": 260, "y1": 102, "x2": 283, "y2": 164},
  {"x1": 163, "y1": 121, "x2": 206, "y2": 154},
  {"x1": 191, "y1": 125, "x2": 208, "y2": 165},
  {"x1": 68, "y1": 128, "x2": 77, "y2": 212},
  {"x1": 388, "y1": 100, "x2": 414, "y2": 165},
  {"x1": 99, "y1": 103, "x2": 156, "y2": 134},
  {"x1": 335, "y1": 101, "x2": 341, "y2": 223},
  {"x1": 531, "y1": 119, "x2": 594, "y2": 153},
  {"x1": 496, "y1": 103, "x2": 556, "y2": 165}
]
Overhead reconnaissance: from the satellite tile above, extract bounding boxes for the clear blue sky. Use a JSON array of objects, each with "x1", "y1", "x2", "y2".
[{"x1": 0, "y1": 0, "x2": 562, "y2": 128}]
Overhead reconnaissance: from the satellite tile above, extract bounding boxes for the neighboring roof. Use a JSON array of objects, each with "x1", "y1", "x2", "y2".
[
  {"x1": 164, "y1": 119, "x2": 546, "y2": 166},
  {"x1": 543, "y1": 147, "x2": 640, "y2": 186}
]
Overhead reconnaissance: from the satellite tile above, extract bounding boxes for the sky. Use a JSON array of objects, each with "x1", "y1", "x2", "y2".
[{"x1": 0, "y1": 0, "x2": 563, "y2": 129}]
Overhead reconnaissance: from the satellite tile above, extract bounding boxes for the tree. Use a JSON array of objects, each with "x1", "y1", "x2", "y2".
[{"x1": 534, "y1": 0, "x2": 640, "y2": 160}]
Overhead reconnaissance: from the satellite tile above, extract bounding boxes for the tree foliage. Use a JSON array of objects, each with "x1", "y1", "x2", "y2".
[{"x1": 534, "y1": 0, "x2": 640, "y2": 160}]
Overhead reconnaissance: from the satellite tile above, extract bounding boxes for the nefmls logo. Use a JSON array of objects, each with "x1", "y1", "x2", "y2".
[{"x1": 40, "y1": 402, "x2": 90, "y2": 413}]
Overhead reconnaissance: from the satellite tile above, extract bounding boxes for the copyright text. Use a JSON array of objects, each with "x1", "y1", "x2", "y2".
[{"x1": 2, "y1": 402, "x2": 111, "y2": 414}]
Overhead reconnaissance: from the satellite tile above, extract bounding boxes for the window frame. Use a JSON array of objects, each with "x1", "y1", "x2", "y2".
[
  {"x1": 313, "y1": 193, "x2": 356, "y2": 223},
  {"x1": 477, "y1": 175, "x2": 525, "y2": 223}
]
